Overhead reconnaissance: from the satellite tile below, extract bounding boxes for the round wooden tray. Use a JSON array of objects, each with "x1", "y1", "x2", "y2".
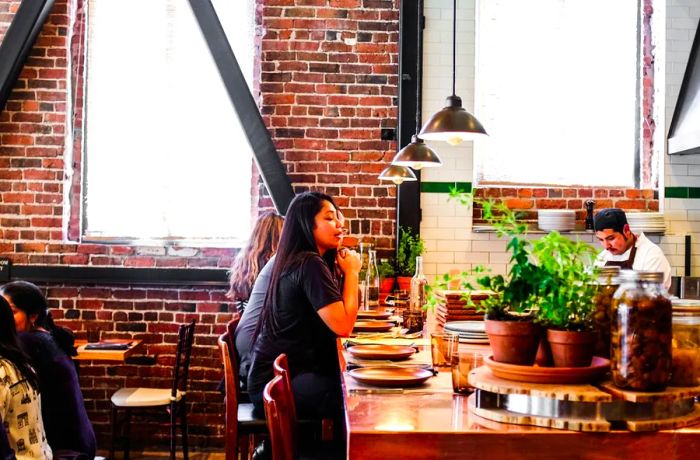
[
  {"x1": 484, "y1": 355, "x2": 610, "y2": 384},
  {"x1": 347, "y1": 344, "x2": 415, "y2": 361}
]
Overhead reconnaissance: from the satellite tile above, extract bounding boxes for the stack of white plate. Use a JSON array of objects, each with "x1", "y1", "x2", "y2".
[
  {"x1": 444, "y1": 321, "x2": 489, "y2": 344},
  {"x1": 626, "y1": 212, "x2": 665, "y2": 234},
  {"x1": 537, "y1": 209, "x2": 576, "y2": 232}
]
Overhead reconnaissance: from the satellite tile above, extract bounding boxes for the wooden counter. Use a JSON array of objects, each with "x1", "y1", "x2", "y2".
[
  {"x1": 74, "y1": 338, "x2": 142, "y2": 362},
  {"x1": 340, "y1": 340, "x2": 700, "y2": 459}
]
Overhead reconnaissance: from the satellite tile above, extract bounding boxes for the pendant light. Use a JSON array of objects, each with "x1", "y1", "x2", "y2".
[
  {"x1": 391, "y1": 0, "x2": 442, "y2": 170},
  {"x1": 378, "y1": 165, "x2": 417, "y2": 185},
  {"x1": 419, "y1": 0, "x2": 487, "y2": 146}
]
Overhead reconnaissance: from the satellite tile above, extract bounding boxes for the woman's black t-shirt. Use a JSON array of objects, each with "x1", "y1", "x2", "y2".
[{"x1": 246, "y1": 252, "x2": 342, "y2": 398}]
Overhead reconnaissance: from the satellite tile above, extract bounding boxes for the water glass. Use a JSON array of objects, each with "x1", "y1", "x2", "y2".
[
  {"x1": 430, "y1": 332, "x2": 459, "y2": 368},
  {"x1": 451, "y1": 350, "x2": 484, "y2": 394}
]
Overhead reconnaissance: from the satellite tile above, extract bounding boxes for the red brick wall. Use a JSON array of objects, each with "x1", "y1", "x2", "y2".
[
  {"x1": 0, "y1": 0, "x2": 400, "y2": 450},
  {"x1": 473, "y1": 187, "x2": 659, "y2": 226}
]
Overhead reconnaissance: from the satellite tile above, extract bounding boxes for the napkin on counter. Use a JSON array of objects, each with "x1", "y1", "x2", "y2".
[{"x1": 84, "y1": 343, "x2": 129, "y2": 350}]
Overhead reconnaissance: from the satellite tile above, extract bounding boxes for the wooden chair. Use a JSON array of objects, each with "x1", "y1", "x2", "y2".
[
  {"x1": 273, "y1": 354, "x2": 334, "y2": 442},
  {"x1": 218, "y1": 315, "x2": 267, "y2": 460},
  {"x1": 263, "y1": 374, "x2": 296, "y2": 460},
  {"x1": 109, "y1": 320, "x2": 195, "y2": 460}
]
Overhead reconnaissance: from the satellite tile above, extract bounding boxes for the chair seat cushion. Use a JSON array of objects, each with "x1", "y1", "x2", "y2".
[
  {"x1": 238, "y1": 402, "x2": 266, "y2": 432},
  {"x1": 111, "y1": 387, "x2": 184, "y2": 407}
]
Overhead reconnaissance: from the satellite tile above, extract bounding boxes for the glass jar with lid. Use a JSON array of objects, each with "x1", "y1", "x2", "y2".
[
  {"x1": 671, "y1": 298, "x2": 700, "y2": 386},
  {"x1": 592, "y1": 266, "x2": 620, "y2": 358},
  {"x1": 611, "y1": 270, "x2": 673, "y2": 391}
]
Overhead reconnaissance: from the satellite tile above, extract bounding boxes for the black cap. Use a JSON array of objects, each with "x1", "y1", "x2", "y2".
[{"x1": 593, "y1": 208, "x2": 628, "y2": 232}]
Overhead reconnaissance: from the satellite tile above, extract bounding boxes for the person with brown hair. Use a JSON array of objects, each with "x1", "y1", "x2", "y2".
[{"x1": 228, "y1": 211, "x2": 284, "y2": 313}]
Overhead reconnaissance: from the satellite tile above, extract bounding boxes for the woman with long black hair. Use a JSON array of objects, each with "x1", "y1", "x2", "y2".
[
  {"x1": 247, "y1": 191, "x2": 360, "y2": 419},
  {"x1": 0, "y1": 295, "x2": 52, "y2": 459},
  {"x1": 0, "y1": 281, "x2": 95, "y2": 459}
]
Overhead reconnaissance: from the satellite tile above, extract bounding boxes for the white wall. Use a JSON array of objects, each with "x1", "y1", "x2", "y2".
[{"x1": 419, "y1": 0, "x2": 698, "y2": 282}]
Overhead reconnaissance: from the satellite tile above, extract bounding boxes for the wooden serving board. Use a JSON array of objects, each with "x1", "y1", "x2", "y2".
[
  {"x1": 469, "y1": 366, "x2": 612, "y2": 402},
  {"x1": 598, "y1": 382, "x2": 700, "y2": 403},
  {"x1": 625, "y1": 403, "x2": 700, "y2": 432}
]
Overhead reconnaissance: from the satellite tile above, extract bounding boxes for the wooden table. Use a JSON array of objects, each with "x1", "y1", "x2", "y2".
[
  {"x1": 74, "y1": 338, "x2": 143, "y2": 362},
  {"x1": 340, "y1": 339, "x2": 700, "y2": 459}
]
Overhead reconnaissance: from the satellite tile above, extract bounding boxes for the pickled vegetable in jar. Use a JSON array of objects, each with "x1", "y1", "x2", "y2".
[
  {"x1": 671, "y1": 299, "x2": 700, "y2": 386},
  {"x1": 592, "y1": 267, "x2": 620, "y2": 358},
  {"x1": 611, "y1": 270, "x2": 672, "y2": 391}
]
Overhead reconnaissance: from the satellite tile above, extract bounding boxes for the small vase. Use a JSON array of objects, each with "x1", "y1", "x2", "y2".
[
  {"x1": 546, "y1": 329, "x2": 596, "y2": 368},
  {"x1": 485, "y1": 319, "x2": 541, "y2": 365}
]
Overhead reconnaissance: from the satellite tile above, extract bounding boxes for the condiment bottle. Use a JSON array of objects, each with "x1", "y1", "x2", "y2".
[
  {"x1": 365, "y1": 249, "x2": 380, "y2": 310},
  {"x1": 592, "y1": 266, "x2": 620, "y2": 358},
  {"x1": 611, "y1": 270, "x2": 672, "y2": 391},
  {"x1": 409, "y1": 256, "x2": 427, "y2": 313},
  {"x1": 358, "y1": 242, "x2": 372, "y2": 310}
]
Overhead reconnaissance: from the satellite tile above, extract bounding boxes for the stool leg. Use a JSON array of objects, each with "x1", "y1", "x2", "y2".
[
  {"x1": 180, "y1": 400, "x2": 189, "y2": 460},
  {"x1": 124, "y1": 408, "x2": 131, "y2": 460},
  {"x1": 110, "y1": 405, "x2": 118, "y2": 460},
  {"x1": 170, "y1": 402, "x2": 176, "y2": 460}
]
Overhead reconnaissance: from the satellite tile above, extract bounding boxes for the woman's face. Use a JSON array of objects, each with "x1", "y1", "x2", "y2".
[
  {"x1": 2, "y1": 295, "x2": 29, "y2": 332},
  {"x1": 313, "y1": 200, "x2": 344, "y2": 255}
]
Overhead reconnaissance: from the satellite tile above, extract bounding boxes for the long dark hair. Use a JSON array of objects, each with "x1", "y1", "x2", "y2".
[
  {"x1": 254, "y1": 192, "x2": 339, "y2": 340},
  {"x1": 228, "y1": 211, "x2": 284, "y2": 303},
  {"x1": 0, "y1": 296, "x2": 39, "y2": 391},
  {"x1": 0, "y1": 281, "x2": 76, "y2": 357}
]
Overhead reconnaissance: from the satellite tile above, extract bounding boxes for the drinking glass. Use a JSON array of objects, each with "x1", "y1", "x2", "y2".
[
  {"x1": 451, "y1": 350, "x2": 485, "y2": 394},
  {"x1": 430, "y1": 332, "x2": 459, "y2": 368}
]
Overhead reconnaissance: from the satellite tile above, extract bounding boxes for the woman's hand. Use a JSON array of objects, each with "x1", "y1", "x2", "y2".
[{"x1": 336, "y1": 248, "x2": 361, "y2": 275}]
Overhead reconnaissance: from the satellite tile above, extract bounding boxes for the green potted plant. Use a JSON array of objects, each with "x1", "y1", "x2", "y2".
[
  {"x1": 396, "y1": 226, "x2": 425, "y2": 291},
  {"x1": 432, "y1": 190, "x2": 544, "y2": 365},
  {"x1": 531, "y1": 231, "x2": 600, "y2": 367},
  {"x1": 378, "y1": 258, "x2": 396, "y2": 299}
]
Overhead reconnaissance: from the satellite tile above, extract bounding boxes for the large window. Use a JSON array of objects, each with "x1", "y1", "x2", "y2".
[
  {"x1": 84, "y1": 0, "x2": 256, "y2": 244},
  {"x1": 474, "y1": 0, "x2": 639, "y2": 187}
]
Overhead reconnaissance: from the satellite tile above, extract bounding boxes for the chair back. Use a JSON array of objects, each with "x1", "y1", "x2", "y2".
[
  {"x1": 272, "y1": 353, "x2": 298, "y2": 423},
  {"x1": 263, "y1": 374, "x2": 297, "y2": 460},
  {"x1": 171, "y1": 320, "x2": 196, "y2": 398},
  {"x1": 218, "y1": 315, "x2": 241, "y2": 460}
]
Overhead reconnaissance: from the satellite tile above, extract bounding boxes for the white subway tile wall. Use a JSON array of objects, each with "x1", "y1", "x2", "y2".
[{"x1": 420, "y1": 0, "x2": 699, "y2": 282}]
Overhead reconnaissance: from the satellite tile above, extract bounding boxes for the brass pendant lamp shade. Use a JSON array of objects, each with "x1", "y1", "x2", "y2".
[
  {"x1": 391, "y1": 134, "x2": 442, "y2": 170},
  {"x1": 419, "y1": 95, "x2": 486, "y2": 145},
  {"x1": 378, "y1": 164, "x2": 418, "y2": 185},
  {"x1": 420, "y1": 0, "x2": 486, "y2": 146}
]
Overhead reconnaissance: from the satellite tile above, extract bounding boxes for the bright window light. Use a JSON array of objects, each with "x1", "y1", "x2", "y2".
[
  {"x1": 475, "y1": 0, "x2": 638, "y2": 187},
  {"x1": 84, "y1": 0, "x2": 255, "y2": 243}
]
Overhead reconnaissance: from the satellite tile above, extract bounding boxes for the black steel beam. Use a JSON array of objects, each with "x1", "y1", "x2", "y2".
[
  {"x1": 6, "y1": 263, "x2": 228, "y2": 286},
  {"x1": 187, "y1": 0, "x2": 295, "y2": 214},
  {"x1": 0, "y1": 0, "x2": 55, "y2": 113},
  {"x1": 396, "y1": 1, "x2": 422, "y2": 245}
]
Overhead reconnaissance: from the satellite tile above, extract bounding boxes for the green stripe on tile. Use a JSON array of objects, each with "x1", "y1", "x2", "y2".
[
  {"x1": 421, "y1": 182, "x2": 472, "y2": 193},
  {"x1": 665, "y1": 187, "x2": 689, "y2": 198},
  {"x1": 689, "y1": 187, "x2": 700, "y2": 199}
]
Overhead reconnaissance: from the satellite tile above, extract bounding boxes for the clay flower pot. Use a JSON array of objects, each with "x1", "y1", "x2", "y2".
[
  {"x1": 485, "y1": 319, "x2": 541, "y2": 365},
  {"x1": 396, "y1": 276, "x2": 412, "y2": 292},
  {"x1": 546, "y1": 329, "x2": 596, "y2": 368}
]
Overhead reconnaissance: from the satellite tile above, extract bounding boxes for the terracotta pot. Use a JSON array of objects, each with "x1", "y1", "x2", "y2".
[
  {"x1": 396, "y1": 276, "x2": 412, "y2": 292},
  {"x1": 546, "y1": 329, "x2": 596, "y2": 368},
  {"x1": 485, "y1": 319, "x2": 541, "y2": 365},
  {"x1": 534, "y1": 332, "x2": 553, "y2": 367},
  {"x1": 380, "y1": 277, "x2": 396, "y2": 295}
]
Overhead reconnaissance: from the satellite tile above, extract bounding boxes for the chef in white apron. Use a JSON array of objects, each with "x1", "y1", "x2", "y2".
[{"x1": 593, "y1": 208, "x2": 672, "y2": 290}]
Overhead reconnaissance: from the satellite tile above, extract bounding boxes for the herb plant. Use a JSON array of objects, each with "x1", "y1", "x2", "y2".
[
  {"x1": 396, "y1": 226, "x2": 425, "y2": 276},
  {"x1": 429, "y1": 189, "x2": 543, "y2": 320},
  {"x1": 531, "y1": 230, "x2": 599, "y2": 331},
  {"x1": 377, "y1": 258, "x2": 395, "y2": 279}
]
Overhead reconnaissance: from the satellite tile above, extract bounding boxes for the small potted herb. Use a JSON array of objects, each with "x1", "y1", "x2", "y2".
[
  {"x1": 378, "y1": 258, "x2": 396, "y2": 298},
  {"x1": 396, "y1": 226, "x2": 425, "y2": 291},
  {"x1": 531, "y1": 230, "x2": 600, "y2": 367},
  {"x1": 435, "y1": 190, "x2": 544, "y2": 365}
]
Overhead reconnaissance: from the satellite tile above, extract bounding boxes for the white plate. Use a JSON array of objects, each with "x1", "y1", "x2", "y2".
[
  {"x1": 459, "y1": 337, "x2": 491, "y2": 344},
  {"x1": 444, "y1": 321, "x2": 486, "y2": 333}
]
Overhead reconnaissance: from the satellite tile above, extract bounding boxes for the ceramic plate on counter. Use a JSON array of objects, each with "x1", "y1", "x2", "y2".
[
  {"x1": 357, "y1": 310, "x2": 393, "y2": 320},
  {"x1": 347, "y1": 366, "x2": 433, "y2": 387},
  {"x1": 347, "y1": 344, "x2": 416, "y2": 361},
  {"x1": 353, "y1": 321, "x2": 394, "y2": 332}
]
